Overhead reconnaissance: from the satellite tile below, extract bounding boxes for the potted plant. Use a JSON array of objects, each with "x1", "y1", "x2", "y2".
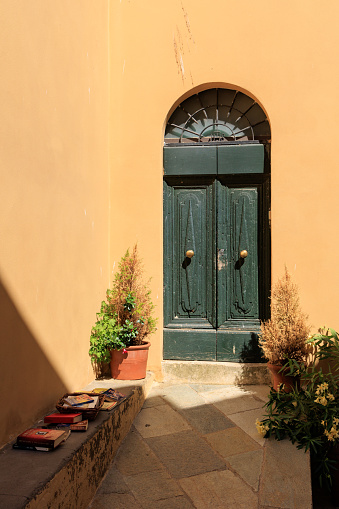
[
  {"x1": 256, "y1": 328, "x2": 339, "y2": 500},
  {"x1": 259, "y1": 267, "x2": 310, "y2": 391},
  {"x1": 89, "y1": 245, "x2": 157, "y2": 380}
]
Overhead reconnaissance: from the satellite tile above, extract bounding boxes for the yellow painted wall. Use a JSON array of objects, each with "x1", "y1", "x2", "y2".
[
  {"x1": 109, "y1": 0, "x2": 339, "y2": 375},
  {"x1": 0, "y1": 1, "x2": 110, "y2": 447},
  {"x1": 2, "y1": 0, "x2": 339, "y2": 447}
]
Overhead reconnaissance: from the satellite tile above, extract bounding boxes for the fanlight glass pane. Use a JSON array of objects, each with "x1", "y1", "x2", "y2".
[{"x1": 165, "y1": 89, "x2": 270, "y2": 143}]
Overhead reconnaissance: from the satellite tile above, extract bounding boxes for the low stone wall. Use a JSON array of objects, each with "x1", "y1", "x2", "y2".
[{"x1": 0, "y1": 373, "x2": 154, "y2": 509}]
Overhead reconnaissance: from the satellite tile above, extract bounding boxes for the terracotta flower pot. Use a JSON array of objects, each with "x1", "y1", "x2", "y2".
[
  {"x1": 110, "y1": 342, "x2": 151, "y2": 380},
  {"x1": 267, "y1": 362, "x2": 300, "y2": 392}
]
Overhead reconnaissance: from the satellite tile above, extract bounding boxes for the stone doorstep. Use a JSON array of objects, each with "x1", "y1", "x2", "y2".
[
  {"x1": 0, "y1": 372, "x2": 154, "y2": 509},
  {"x1": 162, "y1": 360, "x2": 271, "y2": 385}
]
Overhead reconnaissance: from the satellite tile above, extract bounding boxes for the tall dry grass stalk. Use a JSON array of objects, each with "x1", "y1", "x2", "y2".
[
  {"x1": 107, "y1": 245, "x2": 157, "y2": 345},
  {"x1": 259, "y1": 267, "x2": 310, "y2": 364}
]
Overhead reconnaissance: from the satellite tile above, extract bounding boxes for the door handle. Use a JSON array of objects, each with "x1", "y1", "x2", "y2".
[
  {"x1": 186, "y1": 250, "x2": 194, "y2": 258},
  {"x1": 240, "y1": 250, "x2": 248, "y2": 258}
]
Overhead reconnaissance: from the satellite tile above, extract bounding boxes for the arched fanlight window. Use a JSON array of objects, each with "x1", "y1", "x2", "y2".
[{"x1": 165, "y1": 88, "x2": 270, "y2": 144}]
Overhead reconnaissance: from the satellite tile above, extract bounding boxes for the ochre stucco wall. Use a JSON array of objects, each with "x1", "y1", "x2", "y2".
[
  {"x1": 0, "y1": 1, "x2": 110, "y2": 446},
  {"x1": 109, "y1": 0, "x2": 339, "y2": 375},
  {"x1": 2, "y1": 0, "x2": 339, "y2": 447}
]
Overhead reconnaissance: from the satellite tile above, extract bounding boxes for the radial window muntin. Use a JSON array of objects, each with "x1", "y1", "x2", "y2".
[{"x1": 165, "y1": 88, "x2": 270, "y2": 144}]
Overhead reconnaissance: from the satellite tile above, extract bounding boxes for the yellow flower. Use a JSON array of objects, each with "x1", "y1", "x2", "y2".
[{"x1": 255, "y1": 419, "x2": 269, "y2": 437}]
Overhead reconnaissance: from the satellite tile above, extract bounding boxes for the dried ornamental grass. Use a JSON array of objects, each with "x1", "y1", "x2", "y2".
[
  {"x1": 259, "y1": 267, "x2": 310, "y2": 364},
  {"x1": 107, "y1": 245, "x2": 157, "y2": 345}
]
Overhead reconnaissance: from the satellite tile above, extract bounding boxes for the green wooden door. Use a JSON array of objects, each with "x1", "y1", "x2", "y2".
[{"x1": 163, "y1": 143, "x2": 268, "y2": 361}]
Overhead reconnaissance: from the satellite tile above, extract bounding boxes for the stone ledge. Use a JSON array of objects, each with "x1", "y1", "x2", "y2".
[{"x1": 0, "y1": 372, "x2": 154, "y2": 509}]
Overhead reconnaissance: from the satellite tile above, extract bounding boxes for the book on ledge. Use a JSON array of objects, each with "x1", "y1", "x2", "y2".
[
  {"x1": 44, "y1": 412, "x2": 82, "y2": 424},
  {"x1": 63, "y1": 394, "x2": 94, "y2": 407},
  {"x1": 101, "y1": 400, "x2": 118, "y2": 411},
  {"x1": 50, "y1": 420, "x2": 89, "y2": 431},
  {"x1": 90, "y1": 388, "x2": 126, "y2": 402},
  {"x1": 13, "y1": 428, "x2": 70, "y2": 451},
  {"x1": 69, "y1": 419, "x2": 88, "y2": 431}
]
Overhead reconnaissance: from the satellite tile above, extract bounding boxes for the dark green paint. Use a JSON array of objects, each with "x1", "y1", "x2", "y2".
[
  {"x1": 163, "y1": 146, "x2": 217, "y2": 175},
  {"x1": 163, "y1": 142, "x2": 269, "y2": 362},
  {"x1": 163, "y1": 144, "x2": 264, "y2": 176},
  {"x1": 216, "y1": 331, "x2": 260, "y2": 362},
  {"x1": 163, "y1": 329, "x2": 216, "y2": 360},
  {"x1": 218, "y1": 144, "x2": 264, "y2": 174},
  {"x1": 164, "y1": 179, "x2": 261, "y2": 361}
]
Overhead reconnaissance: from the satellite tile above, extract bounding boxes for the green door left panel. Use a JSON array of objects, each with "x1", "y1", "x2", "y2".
[{"x1": 163, "y1": 181, "x2": 217, "y2": 360}]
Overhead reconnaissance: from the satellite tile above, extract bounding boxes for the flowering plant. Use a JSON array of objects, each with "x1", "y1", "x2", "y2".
[{"x1": 256, "y1": 328, "x2": 339, "y2": 489}]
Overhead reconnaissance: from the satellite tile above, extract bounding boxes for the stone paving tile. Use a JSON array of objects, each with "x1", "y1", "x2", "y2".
[
  {"x1": 155, "y1": 496, "x2": 195, "y2": 508},
  {"x1": 242, "y1": 384, "x2": 271, "y2": 402},
  {"x1": 196, "y1": 384, "x2": 255, "y2": 405},
  {"x1": 213, "y1": 393, "x2": 264, "y2": 415},
  {"x1": 94, "y1": 465, "x2": 130, "y2": 495},
  {"x1": 228, "y1": 407, "x2": 267, "y2": 446},
  {"x1": 133, "y1": 402, "x2": 191, "y2": 438},
  {"x1": 189, "y1": 384, "x2": 234, "y2": 393},
  {"x1": 179, "y1": 469, "x2": 258, "y2": 509},
  {"x1": 259, "y1": 438, "x2": 312, "y2": 509},
  {"x1": 205, "y1": 426, "x2": 261, "y2": 458},
  {"x1": 89, "y1": 492, "x2": 142, "y2": 509},
  {"x1": 146, "y1": 430, "x2": 226, "y2": 478},
  {"x1": 124, "y1": 469, "x2": 183, "y2": 506},
  {"x1": 146, "y1": 382, "x2": 181, "y2": 397},
  {"x1": 227, "y1": 449, "x2": 263, "y2": 491},
  {"x1": 113, "y1": 427, "x2": 164, "y2": 476},
  {"x1": 179, "y1": 404, "x2": 236, "y2": 435},
  {"x1": 160, "y1": 384, "x2": 208, "y2": 409},
  {"x1": 142, "y1": 395, "x2": 166, "y2": 408}
]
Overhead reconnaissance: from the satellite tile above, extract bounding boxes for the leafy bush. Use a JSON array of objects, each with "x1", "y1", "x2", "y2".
[{"x1": 89, "y1": 245, "x2": 157, "y2": 365}]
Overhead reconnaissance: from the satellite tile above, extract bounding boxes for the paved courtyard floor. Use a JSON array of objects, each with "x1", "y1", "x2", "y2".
[{"x1": 89, "y1": 382, "x2": 312, "y2": 509}]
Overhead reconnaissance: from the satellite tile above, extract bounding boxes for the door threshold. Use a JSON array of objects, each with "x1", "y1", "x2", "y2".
[{"x1": 162, "y1": 360, "x2": 270, "y2": 385}]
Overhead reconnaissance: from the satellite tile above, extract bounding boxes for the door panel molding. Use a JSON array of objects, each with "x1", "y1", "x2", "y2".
[{"x1": 164, "y1": 182, "x2": 215, "y2": 329}]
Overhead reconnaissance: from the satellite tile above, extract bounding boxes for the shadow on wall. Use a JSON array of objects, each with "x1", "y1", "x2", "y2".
[{"x1": 0, "y1": 279, "x2": 68, "y2": 448}]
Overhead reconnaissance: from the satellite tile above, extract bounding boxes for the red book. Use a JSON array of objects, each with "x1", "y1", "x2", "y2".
[
  {"x1": 44, "y1": 412, "x2": 82, "y2": 424},
  {"x1": 69, "y1": 420, "x2": 88, "y2": 431},
  {"x1": 16, "y1": 428, "x2": 70, "y2": 448}
]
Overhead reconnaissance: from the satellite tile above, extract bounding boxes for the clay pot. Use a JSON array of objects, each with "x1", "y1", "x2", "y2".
[
  {"x1": 267, "y1": 362, "x2": 300, "y2": 392},
  {"x1": 110, "y1": 342, "x2": 151, "y2": 380}
]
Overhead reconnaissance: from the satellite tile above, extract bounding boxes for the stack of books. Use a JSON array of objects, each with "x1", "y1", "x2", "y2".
[
  {"x1": 12, "y1": 387, "x2": 126, "y2": 452},
  {"x1": 13, "y1": 428, "x2": 71, "y2": 452},
  {"x1": 44, "y1": 412, "x2": 89, "y2": 431},
  {"x1": 89, "y1": 388, "x2": 126, "y2": 411}
]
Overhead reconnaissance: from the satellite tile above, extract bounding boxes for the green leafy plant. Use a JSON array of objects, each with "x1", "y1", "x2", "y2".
[
  {"x1": 256, "y1": 328, "x2": 339, "y2": 489},
  {"x1": 259, "y1": 267, "x2": 310, "y2": 364},
  {"x1": 89, "y1": 245, "x2": 157, "y2": 366},
  {"x1": 89, "y1": 301, "x2": 125, "y2": 363}
]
